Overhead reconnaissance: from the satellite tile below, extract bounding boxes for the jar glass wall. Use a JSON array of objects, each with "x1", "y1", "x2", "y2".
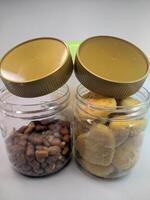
[
  {"x1": 74, "y1": 85, "x2": 150, "y2": 178},
  {"x1": 0, "y1": 85, "x2": 72, "y2": 177}
]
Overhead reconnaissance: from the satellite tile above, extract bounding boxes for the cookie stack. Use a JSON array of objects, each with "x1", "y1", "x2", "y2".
[
  {"x1": 75, "y1": 91, "x2": 147, "y2": 178},
  {"x1": 74, "y1": 36, "x2": 149, "y2": 178}
]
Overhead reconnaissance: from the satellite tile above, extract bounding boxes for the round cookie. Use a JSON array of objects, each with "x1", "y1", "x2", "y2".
[
  {"x1": 129, "y1": 119, "x2": 147, "y2": 136},
  {"x1": 130, "y1": 130, "x2": 144, "y2": 146},
  {"x1": 75, "y1": 105, "x2": 96, "y2": 121},
  {"x1": 91, "y1": 123, "x2": 115, "y2": 148},
  {"x1": 76, "y1": 124, "x2": 115, "y2": 166},
  {"x1": 74, "y1": 108, "x2": 95, "y2": 137},
  {"x1": 78, "y1": 92, "x2": 117, "y2": 118},
  {"x1": 109, "y1": 116, "x2": 147, "y2": 143},
  {"x1": 109, "y1": 117, "x2": 130, "y2": 147},
  {"x1": 117, "y1": 97, "x2": 147, "y2": 136},
  {"x1": 83, "y1": 91, "x2": 104, "y2": 99},
  {"x1": 120, "y1": 97, "x2": 141, "y2": 107},
  {"x1": 112, "y1": 134, "x2": 144, "y2": 171},
  {"x1": 79, "y1": 158, "x2": 114, "y2": 177}
]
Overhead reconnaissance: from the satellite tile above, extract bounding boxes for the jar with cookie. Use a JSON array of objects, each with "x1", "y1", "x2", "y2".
[{"x1": 74, "y1": 36, "x2": 150, "y2": 178}]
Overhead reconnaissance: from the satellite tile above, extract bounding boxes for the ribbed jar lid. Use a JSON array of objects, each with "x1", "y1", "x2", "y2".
[
  {"x1": 0, "y1": 37, "x2": 73, "y2": 97},
  {"x1": 75, "y1": 36, "x2": 149, "y2": 98}
]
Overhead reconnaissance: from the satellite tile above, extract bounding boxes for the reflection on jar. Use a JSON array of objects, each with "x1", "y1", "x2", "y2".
[
  {"x1": 74, "y1": 85, "x2": 150, "y2": 178},
  {"x1": 0, "y1": 85, "x2": 73, "y2": 177}
]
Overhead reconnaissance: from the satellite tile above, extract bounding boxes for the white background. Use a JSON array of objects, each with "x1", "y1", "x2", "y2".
[{"x1": 0, "y1": 1, "x2": 150, "y2": 200}]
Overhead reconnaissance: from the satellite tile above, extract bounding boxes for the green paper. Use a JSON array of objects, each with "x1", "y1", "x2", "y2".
[{"x1": 66, "y1": 40, "x2": 81, "y2": 60}]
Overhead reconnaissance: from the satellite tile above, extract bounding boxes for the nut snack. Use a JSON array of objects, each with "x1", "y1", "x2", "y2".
[
  {"x1": 0, "y1": 38, "x2": 73, "y2": 177},
  {"x1": 0, "y1": 85, "x2": 72, "y2": 177},
  {"x1": 74, "y1": 85, "x2": 149, "y2": 178},
  {"x1": 6, "y1": 119, "x2": 71, "y2": 176}
]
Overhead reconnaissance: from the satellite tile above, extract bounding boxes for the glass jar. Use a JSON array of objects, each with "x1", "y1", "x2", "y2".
[
  {"x1": 74, "y1": 85, "x2": 150, "y2": 178},
  {"x1": 0, "y1": 85, "x2": 72, "y2": 177}
]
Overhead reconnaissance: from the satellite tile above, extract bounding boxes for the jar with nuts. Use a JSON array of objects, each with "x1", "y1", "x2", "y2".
[
  {"x1": 0, "y1": 85, "x2": 73, "y2": 177},
  {"x1": 74, "y1": 85, "x2": 150, "y2": 178}
]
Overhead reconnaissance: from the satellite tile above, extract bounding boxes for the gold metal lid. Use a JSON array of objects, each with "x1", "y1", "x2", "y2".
[
  {"x1": 0, "y1": 37, "x2": 73, "y2": 97},
  {"x1": 75, "y1": 36, "x2": 149, "y2": 98}
]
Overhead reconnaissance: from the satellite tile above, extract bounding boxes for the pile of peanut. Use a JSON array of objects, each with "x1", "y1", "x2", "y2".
[{"x1": 6, "y1": 119, "x2": 72, "y2": 177}]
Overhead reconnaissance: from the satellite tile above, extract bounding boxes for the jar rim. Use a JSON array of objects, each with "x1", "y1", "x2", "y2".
[
  {"x1": 76, "y1": 84, "x2": 150, "y2": 111},
  {"x1": 0, "y1": 84, "x2": 70, "y2": 119},
  {"x1": 0, "y1": 84, "x2": 70, "y2": 107}
]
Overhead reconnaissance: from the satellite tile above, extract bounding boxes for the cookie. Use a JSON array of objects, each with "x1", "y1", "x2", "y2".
[
  {"x1": 91, "y1": 123, "x2": 115, "y2": 148},
  {"x1": 74, "y1": 106, "x2": 96, "y2": 121},
  {"x1": 76, "y1": 124, "x2": 115, "y2": 166},
  {"x1": 109, "y1": 116, "x2": 147, "y2": 140},
  {"x1": 112, "y1": 134, "x2": 143, "y2": 171},
  {"x1": 78, "y1": 92, "x2": 117, "y2": 118},
  {"x1": 109, "y1": 117, "x2": 130, "y2": 147},
  {"x1": 129, "y1": 119, "x2": 147, "y2": 136},
  {"x1": 120, "y1": 97, "x2": 141, "y2": 107},
  {"x1": 74, "y1": 119, "x2": 92, "y2": 138},
  {"x1": 79, "y1": 158, "x2": 114, "y2": 177},
  {"x1": 83, "y1": 91, "x2": 104, "y2": 99},
  {"x1": 74, "y1": 108, "x2": 95, "y2": 138}
]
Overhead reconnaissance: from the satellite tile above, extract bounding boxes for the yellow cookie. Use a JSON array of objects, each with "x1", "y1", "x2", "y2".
[
  {"x1": 83, "y1": 91, "x2": 104, "y2": 99},
  {"x1": 129, "y1": 119, "x2": 147, "y2": 136},
  {"x1": 75, "y1": 107, "x2": 95, "y2": 120},
  {"x1": 75, "y1": 105, "x2": 108, "y2": 125},
  {"x1": 74, "y1": 118, "x2": 91, "y2": 138},
  {"x1": 109, "y1": 116, "x2": 147, "y2": 140},
  {"x1": 91, "y1": 123, "x2": 115, "y2": 148},
  {"x1": 109, "y1": 117, "x2": 130, "y2": 147},
  {"x1": 87, "y1": 97, "x2": 117, "y2": 117},
  {"x1": 120, "y1": 97, "x2": 141, "y2": 107},
  {"x1": 74, "y1": 108, "x2": 95, "y2": 138},
  {"x1": 113, "y1": 134, "x2": 143, "y2": 171},
  {"x1": 78, "y1": 93, "x2": 117, "y2": 118},
  {"x1": 79, "y1": 158, "x2": 114, "y2": 177},
  {"x1": 130, "y1": 131, "x2": 144, "y2": 146},
  {"x1": 76, "y1": 124, "x2": 115, "y2": 166}
]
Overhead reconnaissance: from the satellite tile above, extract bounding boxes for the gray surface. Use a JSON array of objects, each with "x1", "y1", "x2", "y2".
[{"x1": 0, "y1": 0, "x2": 150, "y2": 200}]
